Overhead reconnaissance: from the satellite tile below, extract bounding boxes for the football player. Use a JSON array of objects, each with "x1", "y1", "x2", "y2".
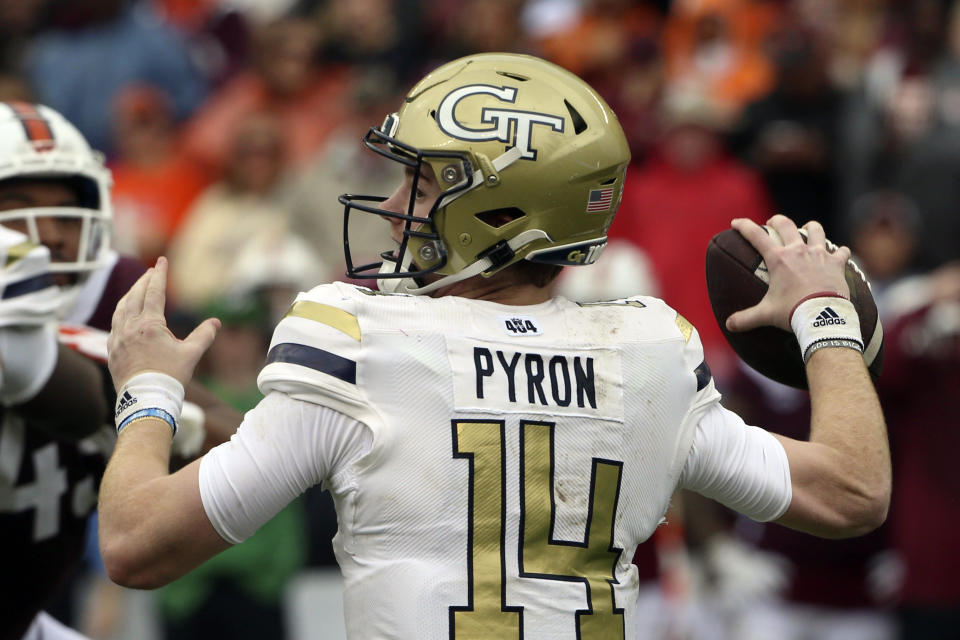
[
  {"x1": 0, "y1": 102, "x2": 237, "y2": 640},
  {"x1": 0, "y1": 102, "x2": 123, "y2": 640},
  {"x1": 0, "y1": 223, "x2": 110, "y2": 640},
  {"x1": 99, "y1": 54, "x2": 889, "y2": 640}
]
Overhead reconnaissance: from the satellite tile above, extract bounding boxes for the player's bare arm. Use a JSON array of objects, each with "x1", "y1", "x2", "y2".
[
  {"x1": 729, "y1": 215, "x2": 890, "y2": 538},
  {"x1": 98, "y1": 258, "x2": 228, "y2": 588}
]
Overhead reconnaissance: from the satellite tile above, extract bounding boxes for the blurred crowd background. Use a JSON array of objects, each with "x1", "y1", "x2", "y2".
[{"x1": 4, "y1": 0, "x2": 958, "y2": 638}]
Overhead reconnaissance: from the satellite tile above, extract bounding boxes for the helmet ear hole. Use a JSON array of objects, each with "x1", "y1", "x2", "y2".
[{"x1": 475, "y1": 207, "x2": 525, "y2": 229}]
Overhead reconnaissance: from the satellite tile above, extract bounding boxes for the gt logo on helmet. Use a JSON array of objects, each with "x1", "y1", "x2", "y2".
[
  {"x1": 436, "y1": 85, "x2": 565, "y2": 160},
  {"x1": 566, "y1": 244, "x2": 604, "y2": 265}
]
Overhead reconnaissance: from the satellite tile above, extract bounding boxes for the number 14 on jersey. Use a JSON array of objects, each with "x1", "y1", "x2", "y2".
[{"x1": 451, "y1": 419, "x2": 625, "y2": 639}]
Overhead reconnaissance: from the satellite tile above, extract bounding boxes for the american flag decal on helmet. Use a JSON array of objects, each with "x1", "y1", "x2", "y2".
[
  {"x1": 586, "y1": 187, "x2": 613, "y2": 213},
  {"x1": 8, "y1": 102, "x2": 54, "y2": 151}
]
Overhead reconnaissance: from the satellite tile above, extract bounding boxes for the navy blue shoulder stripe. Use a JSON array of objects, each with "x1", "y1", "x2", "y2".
[
  {"x1": 694, "y1": 360, "x2": 712, "y2": 392},
  {"x1": 2, "y1": 273, "x2": 54, "y2": 299},
  {"x1": 266, "y1": 342, "x2": 357, "y2": 384}
]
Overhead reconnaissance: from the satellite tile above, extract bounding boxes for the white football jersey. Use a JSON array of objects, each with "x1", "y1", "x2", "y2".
[{"x1": 258, "y1": 281, "x2": 720, "y2": 640}]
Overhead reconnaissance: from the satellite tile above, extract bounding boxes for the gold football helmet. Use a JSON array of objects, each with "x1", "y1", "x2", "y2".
[{"x1": 339, "y1": 53, "x2": 631, "y2": 294}]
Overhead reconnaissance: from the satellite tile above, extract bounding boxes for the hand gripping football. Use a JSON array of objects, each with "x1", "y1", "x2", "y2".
[{"x1": 705, "y1": 226, "x2": 884, "y2": 389}]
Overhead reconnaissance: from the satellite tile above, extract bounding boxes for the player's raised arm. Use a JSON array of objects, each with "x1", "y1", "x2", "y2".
[
  {"x1": 98, "y1": 257, "x2": 229, "y2": 588},
  {"x1": 729, "y1": 215, "x2": 890, "y2": 538}
]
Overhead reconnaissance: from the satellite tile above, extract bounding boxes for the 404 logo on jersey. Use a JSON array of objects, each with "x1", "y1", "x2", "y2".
[{"x1": 499, "y1": 315, "x2": 541, "y2": 336}]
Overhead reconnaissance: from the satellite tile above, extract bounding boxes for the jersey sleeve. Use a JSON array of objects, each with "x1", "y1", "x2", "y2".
[
  {"x1": 199, "y1": 391, "x2": 372, "y2": 544},
  {"x1": 257, "y1": 283, "x2": 374, "y2": 424},
  {"x1": 680, "y1": 403, "x2": 792, "y2": 522}
]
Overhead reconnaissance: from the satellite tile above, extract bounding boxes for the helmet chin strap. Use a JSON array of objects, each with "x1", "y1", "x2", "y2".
[
  {"x1": 381, "y1": 229, "x2": 551, "y2": 296},
  {"x1": 376, "y1": 252, "x2": 417, "y2": 294}
]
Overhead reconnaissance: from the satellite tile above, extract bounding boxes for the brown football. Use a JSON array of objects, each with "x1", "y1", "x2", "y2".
[{"x1": 705, "y1": 227, "x2": 884, "y2": 389}]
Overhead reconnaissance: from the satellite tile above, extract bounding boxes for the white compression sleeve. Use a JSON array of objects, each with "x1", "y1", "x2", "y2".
[
  {"x1": 680, "y1": 403, "x2": 792, "y2": 522},
  {"x1": 199, "y1": 391, "x2": 373, "y2": 544},
  {"x1": 0, "y1": 323, "x2": 57, "y2": 406}
]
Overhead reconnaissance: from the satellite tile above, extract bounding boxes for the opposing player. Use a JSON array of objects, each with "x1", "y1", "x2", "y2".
[
  {"x1": 0, "y1": 224, "x2": 110, "y2": 640},
  {"x1": 0, "y1": 102, "x2": 124, "y2": 640},
  {"x1": 99, "y1": 54, "x2": 889, "y2": 639},
  {"x1": 0, "y1": 101, "x2": 237, "y2": 640}
]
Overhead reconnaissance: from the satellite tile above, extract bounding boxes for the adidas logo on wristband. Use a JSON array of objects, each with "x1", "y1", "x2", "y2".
[
  {"x1": 812, "y1": 307, "x2": 846, "y2": 327},
  {"x1": 792, "y1": 296, "x2": 863, "y2": 364},
  {"x1": 115, "y1": 390, "x2": 138, "y2": 417}
]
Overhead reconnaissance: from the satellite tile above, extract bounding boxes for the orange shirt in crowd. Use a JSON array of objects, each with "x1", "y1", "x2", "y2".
[
  {"x1": 661, "y1": 0, "x2": 783, "y2": 118},
  {"x1": 110, "y1": 157, "x2": 212, "y2": 264},
  {"x1": 179, "y1": 66, "x2": 354, "y2": 175}
]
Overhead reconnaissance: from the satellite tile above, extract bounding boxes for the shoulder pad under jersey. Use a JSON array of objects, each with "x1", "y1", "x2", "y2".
[
  {"x1": 579, "y1": 295, "x2": 716, "y2": 397},
  {"x1": 0, "y1": 227, "x2": 60, "y2": 327},
  {"x1": 648, "y1": 295, "x2": 717, "y2": 400},
  {"x1": 257, "y1": 282, "x2": 373, "y2": 422},
  {"x1": 637, "y1": 295, "x2": 715, "y2": 396}
]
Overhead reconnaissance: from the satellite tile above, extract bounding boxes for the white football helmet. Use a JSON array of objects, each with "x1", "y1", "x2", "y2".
[{"x1": 0, "y1": 102, "x2": 112, "y2": 285}]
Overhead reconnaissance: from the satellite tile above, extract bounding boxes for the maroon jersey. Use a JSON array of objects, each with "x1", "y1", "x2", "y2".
[
  {"x1": 68, "y1": 254, "x2": 146, "y2": 332},
  {"x1": 880, "y1": 304, "x2": 960, "y2": 606},
  {"x1": 0, "y1": 254, "x2": 145, "y2": 639},
  {"x1": 0, "y1": 415, "x2": 110, "y2": 639},
  {"x1": 724, "y1": 369, "x2": 891, "y2": 609}
]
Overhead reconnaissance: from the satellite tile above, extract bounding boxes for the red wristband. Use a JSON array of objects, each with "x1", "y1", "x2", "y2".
[{"x1": 789, "y1": 291, "x2": 847, "y2": 323}]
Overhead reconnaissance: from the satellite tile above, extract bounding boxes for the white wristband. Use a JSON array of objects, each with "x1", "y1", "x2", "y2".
[
  {"x1": 790, "y1": 296, "x2": 863, "y2": 364},
  {"x1": 115, "y1": 372, "x2": 185, "y2": 436}
]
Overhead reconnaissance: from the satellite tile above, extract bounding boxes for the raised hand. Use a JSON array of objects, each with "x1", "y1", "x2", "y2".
[
  {"x1": 108, "y1": 257, "x2": 220, "y2": 391},
  {"x1": 726, "y1": 215, "x2": 851, "y2": 333}
]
